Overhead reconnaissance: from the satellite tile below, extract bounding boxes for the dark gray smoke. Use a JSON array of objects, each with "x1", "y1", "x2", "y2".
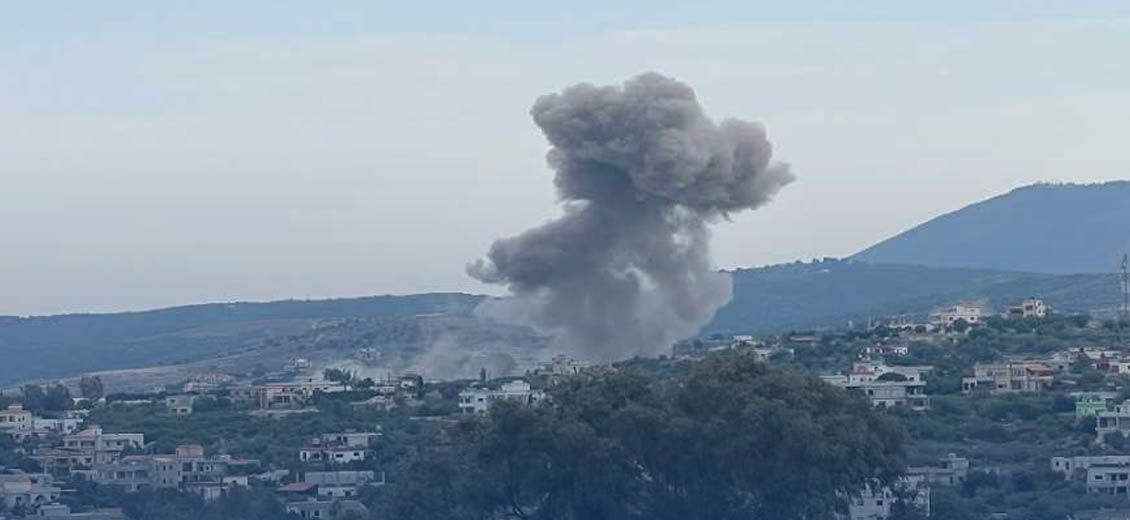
[{"x1": 469, "y1": 72, "x2": 794, "y2": 361}]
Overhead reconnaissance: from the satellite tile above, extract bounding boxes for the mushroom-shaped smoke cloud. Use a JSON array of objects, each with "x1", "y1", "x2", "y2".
[{"x1": 469, "y1": 72, "x2": 794, "y2": 361}]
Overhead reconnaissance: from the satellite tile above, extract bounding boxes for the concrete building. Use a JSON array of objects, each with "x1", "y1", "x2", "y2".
[
  {"x1": 302, "y1": 470, "x2": 379, "y2": 498},
  {"x1": 1052, "y1": 455, "x2": 1130, "y2": 478},
  {"x1": 962, "y1": 363, "x2": 1054, "y2": 394},
  {"x1": 317, "y1": 432, "x2": 379, "y2": 449},
  {"x1": 931, "y1": 304, "x2": 983, "y2": 329},
  {"x1": 534, "y1": 355, "x2": 594, "y2": 381},
  {"x1": 299, "y1": 446, "x2": 366, "y2": 464},
  {"x1": 908, "y1": 453, "x2": 969, "y2": 486},
  {"x1": 256, "y1": 378, "x2": 349, "y2": 409},
  {"x1": 458, "y1": 380, "x2": 545, "y2": 414},
  {"x1": 165, "y1": 395, "x2": 195, "y2": 415},
  {"x1": 285, "y1": 498, "x2": 368, "y2": 519},
  {"x1": 847, "y1": 475, "x2": 930, "y2": 520},
  {"x1": 1007, "y1": 298, "x2": 1048, "y2": 319},
  {"x1": 821, "y1": 363, "x2": 931, "y2": 411},
  {"x1": 36, "y1": 504, "x2": 129, "y2": 519},
  {"x1": 0, "y1": 404, "x2": 33, "y2": 440},
  {"x1": 0, "y1": 471, "x2": 61, "y2": 513},
  {"x1": 31, "y1": 417, "x2": 84, "y2": 437},
  {"x1": 1097, "y1": 402, "x2": 1130, "y2": 439},
  {"x1": 1087, "y1": 463, "x2": 1130, "y2": 496},
  {"x1": 93, "y1": 445, "x2": 249, "y2": 498},
  {"x1": 1074, "y1": 392, "x2": 1119, "y2": 418},
  {"x1": 61, "y1": 427, "x2": 145, "y2": 467}
]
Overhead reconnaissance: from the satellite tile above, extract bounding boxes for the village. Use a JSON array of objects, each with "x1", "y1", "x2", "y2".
[{"x1": 3, "y1": 297, "x2": 1130, "y2": 519}]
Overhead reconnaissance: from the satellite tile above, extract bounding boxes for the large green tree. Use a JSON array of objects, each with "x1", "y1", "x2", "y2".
[{"x1": 377, "y1": 351, "x2": 906, "y2": 519}]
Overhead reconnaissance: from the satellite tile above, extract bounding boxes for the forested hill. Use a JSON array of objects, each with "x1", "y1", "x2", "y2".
[
  {"x1": 704, "y1": 260, "x2": 1119, "y2": 335},
  {"x1": 0, "y1": 293, "x2": 483, "y2": 387},
  {"x1": 851, "y1": 182, "x2": 1130, "y2": 274}
]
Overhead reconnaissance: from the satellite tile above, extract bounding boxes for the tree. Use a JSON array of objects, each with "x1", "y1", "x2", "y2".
[
  {"x1": 381, "y1": 351, "x2": 906, "y2": 519},
  {"x1": 80, "y1": 376, "x2": 104, "y2": 400},
  {"x1": 952, "y1": 319, "x2": 971, "y2": 334},
  {"x1": 323, "y1": 368, "x2": 353, "y2": 384}
]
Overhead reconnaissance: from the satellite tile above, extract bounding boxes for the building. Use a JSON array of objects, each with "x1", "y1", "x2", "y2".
[
  {"x1": 1008, "y1": 298, "x2": 1048, "y2": 319},
  {"x1": 908, "y1": 453, "x2": 969, "y2": 486},
  {"x1": 821, "y1": 363, "x2": 931, "y2": 411},
  {"x1": 93, "y1": 445, "x2": 249, "y2": 497},
  {"x1": 0, "y1": 404, "x2": 33, "y2": 440},
  {"x1": 1074, "y1": 392, "x2": 1119, "y2": 418},
  {"x1": 1097, "y1": 402, "x2": 1130, "y2": 439},
  {"x1": 1052, "y1": 455, "x2": 1130, "y2": 478},
  {"x1": 961, "y1": 363, "x2": 1054, "y2": 393},
  {"x1": 285, "y1": 499, "x2": 368, "y2": 519},
  {"x1": 534, "y1": 354, "x2": 594, "y2": 379},
  {"x1": 36, "y1": 504, "x2": 129, "y2": 519},
  {"x1": 458, "y1": 380, "x2": 546, "y2": 414},
  {"x1": 931, "y1": 304, "x2": 983, "y2": 329},
  {"x1": 165, "y1": 395, "x2": 195, "y2": 415},
  {"x1": 298, "y1": 446, "x2": 366, "y2": 464},
  {"x1": 317, "y1": 431, "x2": 379, "y2": 448},
  {"x1": 61, "y1": 427, "x2": 145, "y2": 467},
  {"x1": 31, "y1": 416, "x2": 84, "y2": 437},
  {"x1": 0, "y1": 471, "x2": 61, "y2": 513},
  {"x1": 256, "y1": 378, "x2": 349, "y2": 409},
  {"x1": 1087, "y1": 462, "x2": 1130, "y2": 496},
  {"x1": 847, "y1": 475, "x2": 930, "y2": 520},
  {"x1": 302, "y1": 470, "x2": 379, "y2": 498}
]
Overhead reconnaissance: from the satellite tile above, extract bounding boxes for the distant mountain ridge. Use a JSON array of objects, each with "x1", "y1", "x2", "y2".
[
  {"x1": 704, "y1": 260, "x2": 1118, "y2": 335},
  {"x1": 852, "y1": 182, "x2": 1130, "y2": 274}
]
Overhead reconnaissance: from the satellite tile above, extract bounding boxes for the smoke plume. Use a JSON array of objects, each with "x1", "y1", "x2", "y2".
[{"x1": 469, "y1": 72, "x2": 794, "y2": 361}]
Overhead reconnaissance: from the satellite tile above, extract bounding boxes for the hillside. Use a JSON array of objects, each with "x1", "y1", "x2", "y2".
[
  {"x1": 704, "y1": 260, "x2": 1120, "y2": 334},
  {"x1": 851, "y1": 182, "x2": 1130, "y2": 274},
  {"x1": 0, "y1": 293, "x2": 483, "y2": 387},
  {"x1": 2, "y1": 261, "x2": 1126, "y2": 388}
]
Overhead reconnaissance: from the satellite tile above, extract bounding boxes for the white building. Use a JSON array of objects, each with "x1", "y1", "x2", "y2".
[
  {"x1": 299, "y1": 446, "x2": 366, "y2": 464},
  {"x1": 458, "y1": 380, "x2": 545, "y2": 414},
  {"x1": 822, "y1": 363, "x2": 931, "y2": 411}
]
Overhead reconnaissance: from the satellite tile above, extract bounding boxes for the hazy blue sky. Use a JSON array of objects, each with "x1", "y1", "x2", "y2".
[{"x1": 3, "y1": 1, "x2": 1130, "y2": 315}]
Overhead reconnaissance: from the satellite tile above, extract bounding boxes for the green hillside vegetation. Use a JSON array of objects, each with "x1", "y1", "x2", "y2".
[
  {"x1": 707, "y1": 259, "x2": 1121, "y2": 335},
  {"x1": 0, "y1": 293, "x2": 482, "y2": 387},
  {"x1": 852, "y1": 182, "x2": 1130, "y2": 274}
]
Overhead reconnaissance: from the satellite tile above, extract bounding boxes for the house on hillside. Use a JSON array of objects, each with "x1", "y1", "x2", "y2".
[
  {"x1": 962, "y1": 363, "x2": 1054, "y2": 394},
  {"x1": 1007, "y1": 298, "x2": 1048, "y2": 319},
  {"x1": 0, "y1": 470, "x2": 61, "y2": 514},
  {"x1": 458, "y1": 380, "x2": 545, "y2": 414},
  {"x1": 821, "y1": 363, "x2": 932, "y2": 411},
  {"x1": 165, "y1": 395, "x2": 195, "y2": 415},
  {"x1": 0, "y1": 404, "x2": 33, "y2": 440},
  {"x1": 931, "y1": 304, "x2": 984, "y2": 329}
]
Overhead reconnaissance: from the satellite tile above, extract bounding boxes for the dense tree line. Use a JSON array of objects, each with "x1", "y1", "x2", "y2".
[{"x1": 372, "y1": 352, "x2": 906, "y2": 519}]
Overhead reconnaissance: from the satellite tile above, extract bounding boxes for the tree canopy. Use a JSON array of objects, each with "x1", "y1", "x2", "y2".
[{"x1": 375, "y1": 351, "x2": 906, "y2": 519}]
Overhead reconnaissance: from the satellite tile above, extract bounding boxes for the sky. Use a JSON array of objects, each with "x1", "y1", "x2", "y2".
[{"x1": 3, "y1": 1, "x2": 1130, "y2": 316}]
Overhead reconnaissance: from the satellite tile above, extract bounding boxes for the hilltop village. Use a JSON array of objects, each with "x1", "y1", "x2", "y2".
[{"x1": 4, "y1": 298, "x2": 1130, "y2": 519}]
